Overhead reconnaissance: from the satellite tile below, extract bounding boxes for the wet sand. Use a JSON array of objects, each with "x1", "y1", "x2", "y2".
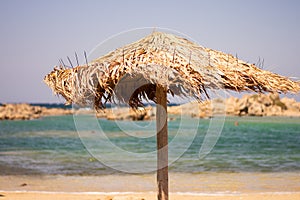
[{"x1": 0, "y1": 172, "x2": 299, "y2": 200}]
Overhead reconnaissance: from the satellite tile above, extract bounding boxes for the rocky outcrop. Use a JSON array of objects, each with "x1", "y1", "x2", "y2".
[
  {"x1": 0, "y1": 104, "x2": 73, "y2": 120},
  {"x1": 97, "y1": 106, "x2": 155, "y2": 121},
  {"x1": 227, "y1": 93, "x2": 299, "y2": 117},
  {"x1": 0, "y1": 103, "x2": 155, "y2": 121},
  {"x1": 40, "y1": 107, "x2": 73, "y2": 116},
  {"x1": 1, "y1": 93, "x2": 299, "y2": 120},
  {"x1": 168, "y1": 93, "x2": 300, "y2": 118},
  {"x1": 280, "y1": 97, "x2": 300, "y2": 117}
]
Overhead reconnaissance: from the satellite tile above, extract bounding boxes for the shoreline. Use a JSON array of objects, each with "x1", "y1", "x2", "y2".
[
  {"x1": 1, "y1": 191, "x2": 300, "y2": 200},
  {"x1": 0, "y1": 172, "x2": 299, "y2": 199},
  {"x1": 1, "y1": 172, "x2": 299, "y2": 191},
  {"x1": 1, "y1": 190, "x2": 300, "y2": 195}
]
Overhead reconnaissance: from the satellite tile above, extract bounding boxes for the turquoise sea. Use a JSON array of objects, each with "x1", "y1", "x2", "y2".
[{"x1": 0, "y1": 111, "x2": 299, "y2": 176}]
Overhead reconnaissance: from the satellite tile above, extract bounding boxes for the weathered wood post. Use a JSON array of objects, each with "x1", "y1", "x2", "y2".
[{"x1": 156, "y1": 84, "x2": 168, "y2": 200}]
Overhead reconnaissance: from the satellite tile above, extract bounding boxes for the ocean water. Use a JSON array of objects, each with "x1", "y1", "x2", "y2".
[{"x1": 0, "y1": 113, "x2": 299, "y2": 175}]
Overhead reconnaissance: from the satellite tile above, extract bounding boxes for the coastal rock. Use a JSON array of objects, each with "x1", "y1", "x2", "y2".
[
  {"x1": 41, "y1": 107, "x2": 73, "y2": 116},
  {"x1": 237, "y1": 95, "x2": 249, "y2": 116},
  {"x1": 1, "y1": 93, "x2": 299, "y2": 120},
  {"x1": 280, "y1": 97, "x2": 300, "y2": 116},
  {"x1": 0, "y1": 104, "x2": 73, "y2": 120},
  {"x1": 168, "y1": 101, "x2": 213, "y2": 118},
  {"x1": 264, "y1": 105, "x2": 282, "y2": 116},
  {"x1": 105, "y1": 106, "x2": 155, "y2": 121},
  {"x1": 248, "y1": 102, "x2": 265, "y2": 116},
  {"x1": 260, "y1": 94, "x2": 273, "y2": 106},
  {"x1": 167, "y1": 93, "x2": 299, "y2": 118},
  {"x1": 225, "y1": 96, "x2": 240, "y2": 115},
  {"x1": 281, "y1": 97, "x2": 300, "y2": 112}
]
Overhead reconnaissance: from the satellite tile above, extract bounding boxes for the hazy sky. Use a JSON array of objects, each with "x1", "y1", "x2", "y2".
[{"x1": 0, "y1": 0, "x2": 299, "y2": 103}]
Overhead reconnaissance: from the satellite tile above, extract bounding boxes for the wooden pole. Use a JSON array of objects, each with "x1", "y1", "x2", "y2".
[{"x1": 156, "y1": 84, "x2": 168, "y2": 200}]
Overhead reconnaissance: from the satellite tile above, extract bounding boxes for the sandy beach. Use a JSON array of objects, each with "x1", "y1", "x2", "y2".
[
  {"x1": 1, "y1": 191, "x2": 300, "y2": 200},
  {"x1": 1, "y1": 172, "x2": 299, "y2": 200}
]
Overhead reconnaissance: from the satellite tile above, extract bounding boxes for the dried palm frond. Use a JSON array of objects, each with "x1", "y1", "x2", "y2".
[{"x1": 44, "y1": 32, "x2": 300, "y2": 109}]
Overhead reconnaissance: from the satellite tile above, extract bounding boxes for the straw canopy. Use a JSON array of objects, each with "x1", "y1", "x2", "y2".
[{"x1": 44, "y1": 32, "x2": 299, "y2": 109}]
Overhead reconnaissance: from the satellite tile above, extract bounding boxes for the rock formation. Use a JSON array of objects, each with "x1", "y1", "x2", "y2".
[
  {"x1": 0, "y1": 104, "x2": 73, "y2": 120},
  {"x1": 1, "y1": 93, "x2": 299, "y2": 120},
  {"x1": 168, "y1": 93, "x2": 300, "y2": 118},
  {"x1": 97, "y1": 106, "x2": 155, "y2": 121}
]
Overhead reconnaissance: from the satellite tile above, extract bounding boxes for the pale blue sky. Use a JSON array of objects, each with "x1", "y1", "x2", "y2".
[{"x1": 0, "y1": 0, "x2": 299, "y2": 103}]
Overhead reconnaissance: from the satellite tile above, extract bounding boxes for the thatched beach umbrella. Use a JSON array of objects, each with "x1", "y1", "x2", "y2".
[{"x1": 44, "y1": 31, "x2": 299, "y2": 200}]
